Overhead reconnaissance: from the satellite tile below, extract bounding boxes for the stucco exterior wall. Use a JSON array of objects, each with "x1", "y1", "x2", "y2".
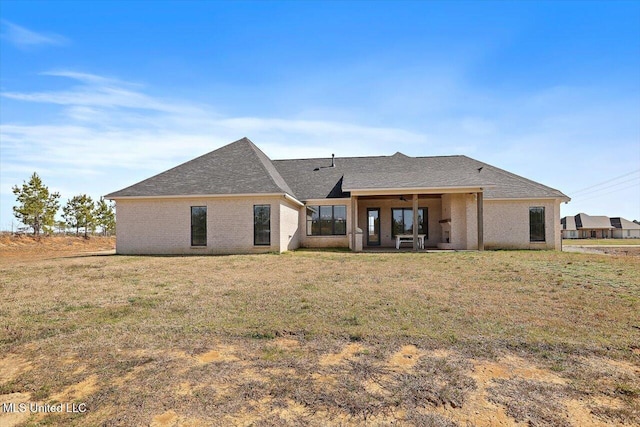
[
  {"x1": 563, "y1": 230, "x2": 579, "y2": 239},
  {"x1": 115, "y1": 196, "x2": 286, "y2": 254},
  {"x1": 298, "y1": 199, "x2": 351, "y2": 248},
  {"x1": 441, "y1": 194, "x2": 471, "y2": 250},
  {"x1": 357, "y1": 197, "x2": 442, "y2": 248},
  {"x1": 465, "y1": 195, "x2": 479, "y2": 250},
  {"x1": 280, "y1": 199, "x2": 301, "y2": 251},
  {"x1": 613, "y1": 229, "x2": 640, "y2": 238},
  {"x1": 115, "y1": 195, "x2": 565, "y2": 254},
  {"x1": 584, "y1": 229, "x2": 613, "y2": 238},
  {"x1": 483, "y1": 199, "x2": 561, "y2": 250}
]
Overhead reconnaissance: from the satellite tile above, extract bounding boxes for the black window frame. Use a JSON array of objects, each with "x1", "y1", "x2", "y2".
[
  {"x1": 529, "y1": 206, "x2": 546, "y2": 242},
  {"x1": 254, "y1": 204, "x2": 271, "y2": 246},
  {"x1": 391, "y1": 207, "x2": 428, "y2": 238},
  {"x1": 190, "y1": 206, "x2": 207, "y2": 246},
  {"x1": 306, "y1": 205, "x2": 347, "y2": 236}
]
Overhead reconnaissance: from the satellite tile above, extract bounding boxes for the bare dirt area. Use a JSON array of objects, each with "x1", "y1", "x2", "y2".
[
  {"x1": 563, "y1": 239, "x2": 640, "y2": 257},
  {"x1": 1, "y1": 247, "x2": 638, "y2": 426},
  {"x1": 563, "y1": 245, "x2": 640, "y2": 257},
  {"x1": 0, "y1": 235, "x2": 115, "y2": 264}
]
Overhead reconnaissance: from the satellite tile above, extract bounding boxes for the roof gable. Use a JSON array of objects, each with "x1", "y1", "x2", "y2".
[
  {"x1": 107, "y1": 138, "x2": 569, "y2": 202},
  {"x1": 106, "y1": 138, "x2": 295, "y2": 198}
]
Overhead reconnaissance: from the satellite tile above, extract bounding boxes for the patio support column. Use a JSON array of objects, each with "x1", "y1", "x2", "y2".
[
  {"x1": 477, "y1": 191, "x2": 484, "y2": 251},
  {"x1": 351, "y1": 195, "x2": 358, "y2": 251},
  {"x1": 412, "y1": 194, "x2": 419, "y2": 251}
]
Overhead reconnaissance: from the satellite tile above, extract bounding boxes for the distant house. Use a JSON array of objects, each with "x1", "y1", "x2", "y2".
[
  {"x1": 106, "y1": 138, "x2": 570, "y2": 254},
  {"x1": 610, "y1": 217, "x2": 640, "y2": 238},
  {"x1": 561, "y1": 216, "x2": 579, "y2": 239},
  {"x1": 562, "y1": 213, "x2": 614, "y2": 239},
  {"x1": 561, "y1": 213, "x2": 639, "y2": 239}
]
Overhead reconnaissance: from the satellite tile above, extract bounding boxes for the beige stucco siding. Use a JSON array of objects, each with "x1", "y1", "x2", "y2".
[
  {"x1": 483, "y1": 199, "x2": 561, "y2": 250},
  {"x1": 115, "y1": 196, "x2": 286, "y2": 254},
  {"x1": 441, "y1": 194, "x2": 472, "y2": 250},
  {"x1": 563, "y1": 230, "x2": 579, "y2": 239},
  {"x1": 613, "y1": 229, "x2": 640, "y2": 238},
  {"x1": 280, "y1": 199, "x2": 301, "y2": 251},
  {"x1": 115, "y1": 194, "x2": 565, "y2": 254}
]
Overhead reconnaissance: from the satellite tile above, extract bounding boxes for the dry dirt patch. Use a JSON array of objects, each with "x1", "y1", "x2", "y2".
[
  {"x1": 0, "y1": 392, "x2": 32, "y2": 426},
  {"x1": 0, "y1": 354, "x2": 33, "y2": 384},
  {"x1": 49, "y1": 374, "x2": 99, "y2": 402},
  {"x1": 388, "y1": 345, "x2": 422, "y2": 370},
  {"x1": 149, "y1": 409, "x2": 208, "y2": 427},
  {"x1": 1, "y1": 249, "x2": 638, "y2": 425},
  {"x1": 319, "y1": 343, "x2": 364, "y2": 366},
  {"x1": 1, "y1": 343, "x2": 637, "y2": 426},
  {"x1": 0, "y1": 235, "x2": 115, "y2": 263}
]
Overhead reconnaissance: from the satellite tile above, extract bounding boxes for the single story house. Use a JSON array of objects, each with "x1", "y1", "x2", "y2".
[
  {"x1": 561, "y1": 213, "x2": 615, "y2": 239},
  {"x1": 610, "y1": 217, "x2": 640, "y2": 238},
  {"x1": 561, "y1": 215, "x2": 579, "y2": 239},
  {"x1": 106, "y1": 137, "x2": 570, "y2": 254}
]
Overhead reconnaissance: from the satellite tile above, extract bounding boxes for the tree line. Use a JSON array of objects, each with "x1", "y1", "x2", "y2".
[{"x1": 12, "y1": 172, "x2": 115, "y2": 237}]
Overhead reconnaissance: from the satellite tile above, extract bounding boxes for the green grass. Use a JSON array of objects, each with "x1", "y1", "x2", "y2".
[{"x1": 0, "y1": 250, "x2": 638, "y2": 426}]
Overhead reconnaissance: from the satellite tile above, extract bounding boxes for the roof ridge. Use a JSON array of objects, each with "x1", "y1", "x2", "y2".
[
  {"x1": 273, "y1": 154, "x2": 395, "y2": 162},
  {"x1": 273, "y1": 154, "x2": 468, "y2": 162},
  {"x1": 244, "y1": 138, "x2": 297, "y2": 197}
]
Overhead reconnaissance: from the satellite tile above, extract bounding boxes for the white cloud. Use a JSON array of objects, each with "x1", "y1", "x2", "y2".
[
  {"x1": 0, "y1": 72, "x2": 432, "y2": 169},
  {"x1": 1, "y1": 20, "x2": 68, "y2": 48},
  {"x1": 1, "y1": 70, "x2": 639, "y2": 227},
  {"x1": 41, "y1": 70, "x2": 133, "y2": 86},
  {"x1": 3, "y1": 84, "x2": 205, "y2": 116}
]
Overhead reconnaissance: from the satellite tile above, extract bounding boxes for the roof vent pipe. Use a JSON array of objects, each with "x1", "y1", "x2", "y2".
[{"x1": 331, "y1": 154, "x2": 335, "y2": 167}]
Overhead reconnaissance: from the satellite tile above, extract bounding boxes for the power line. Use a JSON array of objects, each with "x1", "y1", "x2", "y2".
[
  {"x1": 569, "y1": 169, "x2": 640, "y2": 195},
  {"x1": 569, "y1": 181, "x2": 640, "y2": 203},
  {"x1": 570, "y1": 176, "x2": 640, "y2": 198}
]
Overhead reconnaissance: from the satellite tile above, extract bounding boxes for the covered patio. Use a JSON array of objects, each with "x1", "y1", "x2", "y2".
[{"x1": 348, "y1": 189, "x2": 486, "y2": 252}]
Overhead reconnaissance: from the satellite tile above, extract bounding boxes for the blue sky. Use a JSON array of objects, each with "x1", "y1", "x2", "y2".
[{"x1": 1, "y1": 0, "x2": 639, "y2": 230}]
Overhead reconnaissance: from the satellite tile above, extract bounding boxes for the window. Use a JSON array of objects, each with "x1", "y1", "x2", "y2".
[
  {"x1": 529, "y1": 207, "x2": 545, "y2": 242},
  {"x1": 191, "y1": 206, "x2": 207, "y2": 246},
  {"x1": 391, "y1": 208, "x2": 428, "y2": 238},
  {"x1": 306, "y1": 205, "x2": 347, "y2": 235},
  {"x1": 254, "y1": 205, "x2": 271, "y2": 246}
]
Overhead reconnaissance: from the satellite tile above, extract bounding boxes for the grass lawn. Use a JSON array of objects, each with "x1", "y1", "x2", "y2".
[
  {"x1": 1, "y1": 248, "x2": 639, "y2": 426},
  {"x1": 563, "y1": 238, "x2": 640, "y2": 246}
]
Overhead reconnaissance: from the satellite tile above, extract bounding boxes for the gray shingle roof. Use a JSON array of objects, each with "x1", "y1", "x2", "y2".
[
  {"x1": 610, "y1": 217, "x2": 640, "y2": 230},
  {"x1": 574, "y1": 213, "x2": 613, "y2": 229},
  {"x1": 106, "y1": 138, "x2": 294, "y2": 198},
  {"x1": 107, "y1": 138, "x2": 569, "y2": 202},
  {"x1": 273, "y1": 154, "x2": 568, "y2": 201}
]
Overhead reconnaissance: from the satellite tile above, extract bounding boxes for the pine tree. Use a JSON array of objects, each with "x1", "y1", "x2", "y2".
[
  {"x1": 55, "y1": 220, "x2": 68, "y2": 234},
  {"x1": 12, "y1": 173, "x2": 61, "y2": 237},
  {"x1": 63, "y1": 194, "x2": 95, "y2": 238},
  {"x1": 63, "y1": 197, "x2": 79, "y2": 235},
  {"x1": 94, "y1": 197, "x2": 116, "y2": 236}
]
